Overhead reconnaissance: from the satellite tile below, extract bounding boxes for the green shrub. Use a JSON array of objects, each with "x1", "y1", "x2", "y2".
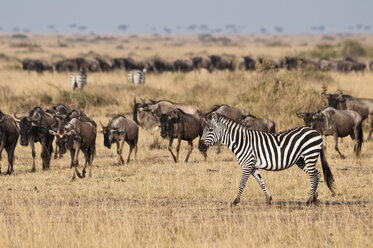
[{"x1": 340, "y1": 39, "x2": 365, "y2": 57}]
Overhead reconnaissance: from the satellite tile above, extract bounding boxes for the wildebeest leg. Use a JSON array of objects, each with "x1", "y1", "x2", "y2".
[
  {"x1": 175, "y1": 136, "x2": 182, "y2": 163},
  {"x1": 126, "y1": 141, "x2": 134, "y2": 164},
  {"x1": 322, "y1": 135, "x2": 327, "y2": 151},
  {"x1": 334, "y1": 133, "x2": 345, "y2": 159},
  {"x1": 73, "y1": 144, "x2": 83, "y2": 178},
  {"x1": 217, "y1": 143, "x2": 221, "y2": 154},
  {"x1": 167, "y1": 137, "x2": 177, "y2": 162},
  {"x1": 54, "y1": 140, "x2": 59, "y2": 159},
  {"x1": 367, "y1": 114, "x2": 373, "y2": 141},
  {"x1": 81, "y1": 149, "x2": 90, "y2": 178},
  {"x1": 29, "y1": 141, "x2": 36, "y2": 172},
  {"x1": 184, "y1": 140, "x2": 193, "y2": 163},
  {"x1": 41, "y1": 137, "x2": 53, "y2": 170},
  {"x1": 5, "y1": 144, "x2": 16, "y2": 175},
  {"x1": 0, "y1": 139, "x2": 4, "y2": 174},
  {"x1": 116, "y1": 140, "x2": 125, "y2": 165},
  {"x1": 251, "y1": 169, "x2": 272, "y2": 204}
]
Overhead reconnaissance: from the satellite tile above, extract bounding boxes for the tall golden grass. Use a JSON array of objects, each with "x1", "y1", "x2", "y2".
[{"x1": 0, "y1": 34, "x2": 372, "y2": 247}]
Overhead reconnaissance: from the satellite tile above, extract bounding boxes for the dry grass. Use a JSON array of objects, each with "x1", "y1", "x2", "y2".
[{"x1": 0, "y1": 34, "x2": 372, "y2": 247}]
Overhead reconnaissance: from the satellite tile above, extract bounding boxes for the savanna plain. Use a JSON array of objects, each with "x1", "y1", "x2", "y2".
[{"x1": 0, "y1": 33, "x2": 372, "y2": 247}]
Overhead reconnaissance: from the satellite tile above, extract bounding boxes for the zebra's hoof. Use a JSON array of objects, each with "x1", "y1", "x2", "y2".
[
  {"x1": 230, "y1": 198, "x2": 240, "y2": 207},
  {"x1": 266, "y1": 196, "x2": 273, "y2": 205},
  {"x1": 306, "y1": 196, "x2": 319, "y2": 205}
]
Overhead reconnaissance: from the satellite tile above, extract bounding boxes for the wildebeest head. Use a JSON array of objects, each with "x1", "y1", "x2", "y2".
[
  {"x1": 48, "y1": 119, "x2": 69, "y2": 154},
  {"x1": 133, "y1": 97, "x2": 159, "y2": 130},
  {"x1": 296, "y1": 110, "x2": 324, "y2": 129},
  {"x1": 99, "y1": 121, "x2": 122, "y2": 149},
  {"x1": 14, "y1": 110, "x2": 40, "y2": 146},
  {"x1": 159, "y1": 113, "x2": 171, "y2": 139},
  {"x1": 321, "y1": 90, "x2": 347, "y2": 109},
  {"x1": 159, "y1": 109, "x2": 183, "y2": 139}
]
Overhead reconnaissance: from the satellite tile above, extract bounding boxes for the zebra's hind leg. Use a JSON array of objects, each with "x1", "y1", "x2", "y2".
[
  {"x1": 251, "y1": 169, "x2": 272, "y2": 204},
  {"x1": 231, "y1": 165, "x2": 253, "y2": 207},
  {"x1": 297, "y1": 157, "x2": 320, "y2": 205}
]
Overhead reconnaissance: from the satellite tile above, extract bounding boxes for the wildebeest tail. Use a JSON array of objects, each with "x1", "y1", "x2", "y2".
[{"x1": 320, "y1": 148, "x2": 335, "y2": 195}]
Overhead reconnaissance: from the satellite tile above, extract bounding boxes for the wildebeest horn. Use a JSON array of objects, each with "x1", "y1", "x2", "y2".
[
  {"x1": 55, "y1": 112, "x2": 67, "y2": 119},
  {"x1": 134, "y1": 97, "x2": 137, "y2": 104},
  {"x1": 31, "y1": 112, "x2": 41, "y2": 122},
  {"x1": 337, "y1": 89, "x2": 343, "y2": 95},
  {"x1": 100, "y1": 121, "x2": 104, "y2": 129},
  {"x1": 13, "y1": 110, "x2": 25, "y2": 120}
]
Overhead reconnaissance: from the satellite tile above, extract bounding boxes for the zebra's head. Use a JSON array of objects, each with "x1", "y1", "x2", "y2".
[{"x1": 199, "y1": 112, "x2": 225, "y2": 149}]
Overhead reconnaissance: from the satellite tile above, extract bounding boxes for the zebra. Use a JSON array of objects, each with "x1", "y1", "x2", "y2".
[
  {"x1": 128, "y1": 68, "x2": 146, "y2": 85},
  {"x1": 199, "y1": 112, "x2": 335, "y2": 206},
  {"x1": 70, "y1": 71, "x2": 87, "y2": 90}
]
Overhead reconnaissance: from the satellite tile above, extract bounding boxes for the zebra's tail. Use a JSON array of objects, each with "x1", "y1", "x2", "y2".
[{"x1": 320, "y1": 148, "x2": 335, "y2": 195}]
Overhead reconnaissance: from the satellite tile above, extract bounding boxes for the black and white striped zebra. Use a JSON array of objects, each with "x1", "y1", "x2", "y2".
[
  {"x1": 70, "y1": 71, "x2": 87, "y2": 90},
  {"x1": 199, "y1": 113, "x2": 335, "y2": 206},
  {"x1": 128, "y1": 68, "x2": 146, "y2": 85}
]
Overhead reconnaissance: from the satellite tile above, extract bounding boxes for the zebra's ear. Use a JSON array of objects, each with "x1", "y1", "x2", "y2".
[{"x1": 211, "y1": 112, "x2": 218, "y2": 121}]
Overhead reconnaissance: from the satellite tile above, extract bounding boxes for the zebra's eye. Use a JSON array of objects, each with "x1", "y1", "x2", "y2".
[{"x1": 208, "y1": 128, "x2": 213, "y2": 132}]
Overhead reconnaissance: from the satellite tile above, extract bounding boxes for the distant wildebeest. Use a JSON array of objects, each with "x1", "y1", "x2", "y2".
[
  {"x1": 159, "y1": 109, "x2": 206, "y2": 163},
  {"x1": 191, "y1": 56, "x2": 211, "y2": 71},
  {"x1": 323, "y1": 90, "x2": 373, "y2": 140},
  {"x1": 370, "y1": 60, "x2": 373, "y2": 71},
  {"x1": 14, "y1": 107, "x2": 56, "y2": 171},
  {"x1": 173, "y1": 59, "x2": 194, "y2": 72},
  {"x1": 209, "y1": 55, "x2": 235, "y2": 71},
  {"x1": 0, "y1": 111, "x2": 19, "y2": 174},
  {"x1": 199, "y1": 113, "x2": 335, "y2": 205},
  {"x1": 256, "y1": 57, "x2": 279, "y2": 71},
  {"x1": 296, "y1": 107, "x2": 363, "y2": 158},
  {"x1": 128, "y1": 68, "x2": 146, "y2": 84},
  {"x1": 22, "y1": 59, "x2": 53, "y2": 73},
  {"x1": 239, "y1": 56, "x2": 256, "y2": 71},
  {"x1": 70, "y1": 70, "x2": 87, "y2": 90},
  {"x1": 240, "y1": 114, "x2": 276, "y2": 133},
  {"x1": 99, "y1": 115, "x2": 139, "y2": 164},
  {"x1": 49, "y1": 117, "x2": 96, "y2": 180},
  {"x1": 318, "y1": 59, "x2": 338, "y2": 71}
]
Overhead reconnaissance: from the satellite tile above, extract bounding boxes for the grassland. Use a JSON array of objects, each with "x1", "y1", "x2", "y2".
[{"x1": 0, "y1": 33, "x2": 372, "y2": 247}]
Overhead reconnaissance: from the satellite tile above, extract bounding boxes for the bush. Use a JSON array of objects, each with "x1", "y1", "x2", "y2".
[{"x1": 340, "y1": 39, "x2": 365, "y2": 57}]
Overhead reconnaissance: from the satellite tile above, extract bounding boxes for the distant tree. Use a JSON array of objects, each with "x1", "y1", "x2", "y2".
[
  {"x1": 12, "y1": 27, "x2": 20, "y2": 32},
  {"x1": 48, "y1": 25, "x2": 55, "y2": 30},
  {"x1": 348, "y1": 26, "x2": 354, "y2": 30},
  {"x1": 356, "y1": 24, "x2": 363, "y2": 29},
  {"x1": 176, "y1": 25, "x2": 183, "y2": 30},
  {"x1": 341, "y1": 39, "x2": 365, "y2": 57},
  {"x1": 163, "y1": 28, "x2": 172, "y2": 33},
  {"x1": 118, "y1": 24, "x2": 128, "y2": 32},
  {"x1": 69, "y1": 23, "x2": 77, "y2": 29},
  {"x1": 23, "y1": 29, "x2": 30, "y2": 33},
  {"x1": 364, "y1": 25, "x2": 371, "y2": 31},
  {"x1": 151, "y1": 27, "x2": 157, "y2": 31},
  {"x1": 225, "y1": 24, "x2": 235, "y2": 29},
  {"x1": 78, "y1": 26, "x2": 86, "y2": 31},
  {"x1": 318, "y1": 25, "x2": 325, "y2": 31},
  {"x1": 274, "y1": 26, "x2": 283, "y2": 33},
  {"x1": 200, "y1": 24, "x2": 208, "y2": 31},
  {"x1": 260, "y1": 27, "x2": 267, "y2": 34},
  {"x1": 188, "y1": 25, "x2": 197, "y2": 30}
]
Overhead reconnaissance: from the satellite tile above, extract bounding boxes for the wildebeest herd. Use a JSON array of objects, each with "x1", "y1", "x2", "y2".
[
  {"x1": 21, "y1": 55, "x2": 371, "y2": 73},
  {"x1": 0, "y1": 89, "x2": 371, "y2": 205}
]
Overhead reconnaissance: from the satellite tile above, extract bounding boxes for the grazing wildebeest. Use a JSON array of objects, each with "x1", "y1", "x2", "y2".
[
  {"x1": 14, "y1": 107, "x2": 56, "y2": 171},
  {"x1": 199, "y1": 113, "x2": 335, "y2": 205},
  {"x1": 0, "y1": 111, "x2": 19, "y2": 174},
  {"x1": 240, "y1": 113, "x2": 276, "y2": 133},
  {"x1": 99, "y1": 115, "x2": 138, "y2": 164},
  {"x1": 323, "y1": 90, "x2": 373, "y2": 140},
  {"x1": 296, "y1": 107, "x2": 363, "y2": 158},
  {"x1": 159, "y1": 109, "x2": 206, "y2": 163},
  {"x1": 49, "y1": 117, "x2": 96, "y2": 180}
]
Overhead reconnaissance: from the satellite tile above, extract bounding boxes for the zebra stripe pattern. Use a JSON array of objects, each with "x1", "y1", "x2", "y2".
[
  {"x1": 200, "y1": 113, "x2": 335, "y2": 206},
  {"x1": 70, "y1": 71, "x2": 87, "y2": 90},
  {"x1": 128, "y1": 68, "x2": 146, "y2": 85}
]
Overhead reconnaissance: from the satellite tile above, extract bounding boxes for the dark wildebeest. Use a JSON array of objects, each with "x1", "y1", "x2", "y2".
[
  {"x1": 323, "y1": 90, "x2": 373, "y2": 140},
  {"x1": 239, "y1": 113, "x2": 276, "y2": 133},
  {"x1": 0, "y1": 111, "x2": 19, "y2": 174},
  {"x1": 296, "y1": 107, "x2": 363, "y2": 158},
  {"x1": 133, "y1": 98, "x2": 201, "y2": 130},
  {"x1": 14, "y1": 107, "x2": 56, "y2": 171},
  {"x1": 202, "y1": 104, "x2": 249, "y2": 153},
  {"x1": 49, "y1": 117, "x2": 96, "y2": 180},
  {"x1": 239, "y1": 56, "x2": 256, "y2": 71},
  {"x1": 159, "y1": 109, "x2": 206, "y2": 163},
  {"x1": 99, "y1": 115, "x2": 139, "y2": 164},
  {"x1": 48, "y1": 104, "x2": 71, "y2": 159}
]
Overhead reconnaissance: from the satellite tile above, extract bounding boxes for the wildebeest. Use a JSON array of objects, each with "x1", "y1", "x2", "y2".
[
  {"x1": 239, "y1": 56, "x2": 256, "y2": 71},
  {"x1": 0, "y1": 111, "x2": 19, "y2": 174},
  {"x1": 296, "y1": 107, "x2": 363, "y2": 158},
  {"x1": 191, "y1": 56, "x2": 211, "y2": 71},
  {"x1": 209, "y1": 55, "x2": 235, "y2": 71},
  {"x1": 133, "y1": 98, "x2": 201, "y2": 130},
  {"x1": 323, "y1": 90, "x2": 373, "y2": 140},
  {"x1": 14, "y1": 107, "x2": 56, "y2": 171},
  {"x1": 159, "y1": 109, "x2": 206, "y2": 163},
  {"x1": 99, "y1": 115, "x2": 138, "y2": 164},
  {"x1": 22, "y1": 59, "x2": 53, "y2": 73},
  {"x1": 49, "y1": 117, "x2": 96, "y2": 179},
  {"x1": 173, "y1": 59, "x2": 194, "y2": 72},
  {"x1": 240, "y1": 113, "x2": 276, "y2": 133}
]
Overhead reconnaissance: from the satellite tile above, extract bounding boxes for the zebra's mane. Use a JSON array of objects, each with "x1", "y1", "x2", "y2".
[{"x1": 215, "y1": 113, "x2": 248, "y2": 130}]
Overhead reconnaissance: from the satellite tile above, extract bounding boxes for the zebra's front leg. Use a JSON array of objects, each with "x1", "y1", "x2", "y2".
[
  {"x1": 251, "y1": 169, "x2": 272, "y2": 204},
  {"x1": 231, "y1": 165, "x2": 253, "y2": 207}
]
